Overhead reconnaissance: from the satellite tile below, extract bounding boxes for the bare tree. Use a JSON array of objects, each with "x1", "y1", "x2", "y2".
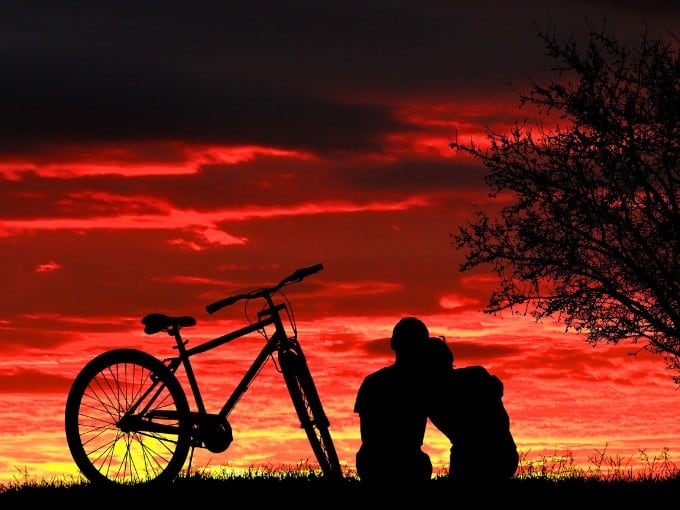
[{"x1": 450, "y1": 22, "x2": 680, "y2": 384}]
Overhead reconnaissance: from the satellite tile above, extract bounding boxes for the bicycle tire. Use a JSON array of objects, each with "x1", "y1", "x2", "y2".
[
  {"x1": 65, "y1": 348, "x2": 191, "y2": 487},
  {"x1": 279, "y1": 348, "x2": 343, "y2": 480}
]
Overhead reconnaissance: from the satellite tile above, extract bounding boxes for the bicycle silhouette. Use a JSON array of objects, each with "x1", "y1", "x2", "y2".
[{"x1": 65, "y1": 263, "x2": 342, "y2": 486}]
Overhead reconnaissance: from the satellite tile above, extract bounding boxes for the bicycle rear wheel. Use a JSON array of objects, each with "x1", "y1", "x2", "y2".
[
  {"x1": 279, "y1": 348, "x2": 343, "y2": 480},
  {"x1": 65, "y1": 348, "x2": 191, "y2": 487}
]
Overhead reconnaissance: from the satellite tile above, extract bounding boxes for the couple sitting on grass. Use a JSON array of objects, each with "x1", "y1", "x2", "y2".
[{"x1": 354, "y1": 317, "x2": 519, "y2": 486}]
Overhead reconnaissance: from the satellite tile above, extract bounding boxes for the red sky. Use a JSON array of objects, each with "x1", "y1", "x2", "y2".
[{"x1": 1, "y1": 1, "x2": 680, "y2": 483}]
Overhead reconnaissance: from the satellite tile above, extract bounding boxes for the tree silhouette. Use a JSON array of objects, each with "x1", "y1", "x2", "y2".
[{"x1": 450, "y1": 22, "x2": 680, "y2": 384}]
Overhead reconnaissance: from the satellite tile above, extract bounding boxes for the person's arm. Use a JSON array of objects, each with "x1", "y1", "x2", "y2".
[{"x1": 466, "y1": 365, "x2": 505, "y2": 398}]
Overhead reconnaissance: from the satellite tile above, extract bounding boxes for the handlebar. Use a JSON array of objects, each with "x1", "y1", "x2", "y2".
[{"x1": 205, "y1": 263, "x2": 323, "y2": 315}]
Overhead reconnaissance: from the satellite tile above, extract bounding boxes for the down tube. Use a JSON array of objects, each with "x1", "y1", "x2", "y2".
[{"x1": 217, "y1": 335, "x2": 279, "y2": 420}]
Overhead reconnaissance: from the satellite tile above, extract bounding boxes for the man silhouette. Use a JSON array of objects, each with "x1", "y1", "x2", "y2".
[
  {"x1": 424, "y1": 336, "x2": 519, "y2": 483},
  {"x1": 354, "y1": 317, "x2": 432, "y2": 486}
]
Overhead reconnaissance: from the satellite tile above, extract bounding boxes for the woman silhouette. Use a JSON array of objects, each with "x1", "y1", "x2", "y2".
[{"x1": 424, "y1": 336, "x2": 519, "y2": 483}]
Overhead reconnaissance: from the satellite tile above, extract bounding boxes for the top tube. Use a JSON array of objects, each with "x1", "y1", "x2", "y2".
[{"x1": 205, "y1": 263, "x2": 323, "y2": 315}]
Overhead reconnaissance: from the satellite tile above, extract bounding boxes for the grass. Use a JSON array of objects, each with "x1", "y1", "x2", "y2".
[
  {"x1": 1, "y1": 447, "x2": 679, "y2": 504},
  {"x1": 515, "y1": 445, "x2": 679, "y2": 482}
]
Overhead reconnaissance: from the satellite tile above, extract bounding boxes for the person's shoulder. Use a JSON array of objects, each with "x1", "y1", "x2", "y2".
[
  {"x1": 361, "y1": 365, "x2": 396, "y2": 385},
  {"x1": 453, "y1": 366, "x2": 504, "y2": 395},
  {"x1": 369, "y1": 364, "x2": 397, "y2": 377},
  {"x1": 355, "y1": 364, "x2": 400, "y2": 412}
]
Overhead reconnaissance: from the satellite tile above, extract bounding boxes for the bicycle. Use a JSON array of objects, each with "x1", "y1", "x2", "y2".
[{"x1": 64, "y1": 263, "x2": 343, "y2": 486}]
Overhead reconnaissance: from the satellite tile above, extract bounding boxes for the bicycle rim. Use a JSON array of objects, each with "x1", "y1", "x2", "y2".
[
  {"x1": 280, "y1": 349, "x2": 343, "y2": 480},
  {"x1": 65, "y1": 348, "x2": 191, "y2": 487}
]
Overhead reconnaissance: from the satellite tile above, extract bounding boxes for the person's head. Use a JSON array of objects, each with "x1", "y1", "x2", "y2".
[
  {"x1": 390, "y1": 317, "x2": 429, "y2": 362},
  {"x1": 424, "y1": 336, "x2": 454, "y2": 373}
]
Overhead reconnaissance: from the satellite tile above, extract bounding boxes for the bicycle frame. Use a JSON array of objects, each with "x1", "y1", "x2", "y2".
[{"x1": 164, "y1": 301, "x2": 292, "y2": 423}]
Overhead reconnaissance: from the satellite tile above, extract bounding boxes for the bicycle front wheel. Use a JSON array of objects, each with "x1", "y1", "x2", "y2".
[
  {"x1": 65, "y1": 348, "x2": 191, "y2": 487},
  {"x1": 279, "y1": 348, "x2": 343, "y2": 480}
]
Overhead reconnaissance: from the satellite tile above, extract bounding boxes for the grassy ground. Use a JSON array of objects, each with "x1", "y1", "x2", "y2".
[
  {"x1": 1, "y1": 471, "x2": 679, "y2": 505},
  {"x1": 2, "y1": 448, "x2": 679, "y2": 504}
]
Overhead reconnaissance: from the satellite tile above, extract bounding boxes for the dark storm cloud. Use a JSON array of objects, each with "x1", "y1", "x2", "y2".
[
  {"x1": 338, "y1": 159, "x2": 487, "y2": 194},
  {"x1": 3, "y1": 1, "x2": 539, "y2": 95},
  {"x1": 5, "y1": 1, "x2": 675, "y2": 157},
  {"x1": 2, "y1": 0, "x2": 678, "y2": 160},
  {"x1": 564, "y1": 0, "x2": 680, "y2": 15},
  {"x1": 0, "y1": 73, "x2": 404, "y2": 154},
  {"x1": 3, "y1": 2, "x2": 426, "y2": 154}
]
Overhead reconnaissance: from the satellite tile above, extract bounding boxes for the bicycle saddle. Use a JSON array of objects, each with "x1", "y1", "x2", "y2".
[{"x1": 141, "y1": 313, "x2": 197, "y2": 334}]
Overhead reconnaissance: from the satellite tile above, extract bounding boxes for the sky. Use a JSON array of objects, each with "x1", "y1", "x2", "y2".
[{"x1": 1, "y1": 0, "x2": 680, "y2": 484}]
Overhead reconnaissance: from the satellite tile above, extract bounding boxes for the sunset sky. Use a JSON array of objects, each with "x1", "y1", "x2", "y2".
[{"x1": 2, "y1": 1, "x2": 680, "y2": 483}]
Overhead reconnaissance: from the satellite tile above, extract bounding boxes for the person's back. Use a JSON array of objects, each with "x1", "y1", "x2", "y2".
[
  {"x1": 354, "y1": 317, "x2": 432, "y2": 486},
  {"x1": 354, "y1": 363, "x2": 431, "y2": 484},
  {"x1": 424, "y1": 337, "x2": 518, "y2": 482},
  {"x1": 442, "y1": 365, "x2": 519, "y2": 481}
]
